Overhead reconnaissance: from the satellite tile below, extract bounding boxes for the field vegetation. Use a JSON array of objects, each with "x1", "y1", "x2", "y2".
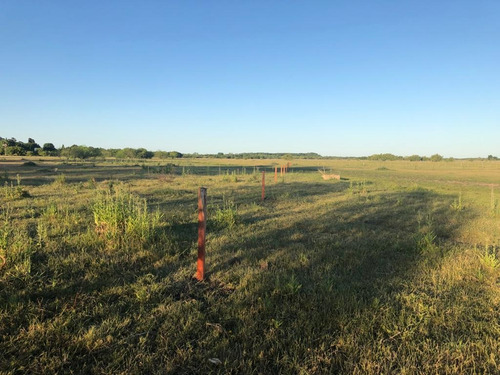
[{"x1": 1, "y1": 156, "x2": 499, "y2": 374}]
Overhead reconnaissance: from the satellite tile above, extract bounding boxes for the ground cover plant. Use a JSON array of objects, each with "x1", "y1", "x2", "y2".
[{"x1": 1, "y1": 156, "x2": 499, "y2": 374}]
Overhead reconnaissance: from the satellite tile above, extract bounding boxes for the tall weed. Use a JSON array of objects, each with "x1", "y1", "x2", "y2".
[
  {"x1": 2, "y1": 175, "x2": 30, "y2": 199},
  {"x1": 450, "y1": 192, "x2": 464, "y2": 211},
  {"x1": 92, "y1": 187, "x2": 162, "y2": 248},
  {"x1": 210, "y1": 196, "x2": 238, "y2": 231}
]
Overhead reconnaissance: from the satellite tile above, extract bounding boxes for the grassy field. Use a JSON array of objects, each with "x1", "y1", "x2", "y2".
[{"x1": 1, "y1": 156, "x2": 500, "y2": 374}]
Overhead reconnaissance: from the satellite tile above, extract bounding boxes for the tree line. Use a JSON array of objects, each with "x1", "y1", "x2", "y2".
[
  {"x1": 0, "y1": 137, "x2": 182, "y2": 159},
  {"x1": 1, "y1": 137, "x2": 497, "y2": 161},
  {"x1": 364, "y1": 153, "x2": 448, "y2": 162},
  {"x1": 0, "y1": 138, "x2": 323, "y2": 160}
]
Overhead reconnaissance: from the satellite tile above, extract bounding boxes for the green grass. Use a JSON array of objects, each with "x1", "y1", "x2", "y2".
[{"x1": 1, "y1": 157, "x2": 500, "y2": 374}]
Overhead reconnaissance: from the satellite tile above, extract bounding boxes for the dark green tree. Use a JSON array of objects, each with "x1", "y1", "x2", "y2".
[
  {"x1": 430, "y1": 154, "x2": 443, "y2": 162},
  {"x1": 169, "y1": 151, "x2": 183, "y2": 158}
]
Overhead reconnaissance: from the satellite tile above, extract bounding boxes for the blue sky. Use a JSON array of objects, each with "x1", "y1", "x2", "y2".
[{"x1": 1, "y1": 1, "x2": 498, "y2": 157}]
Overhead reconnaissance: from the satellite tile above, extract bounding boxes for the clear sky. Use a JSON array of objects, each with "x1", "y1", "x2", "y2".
[{"x1": 1, "y1": 1, "x2": 498, "y2": 157}]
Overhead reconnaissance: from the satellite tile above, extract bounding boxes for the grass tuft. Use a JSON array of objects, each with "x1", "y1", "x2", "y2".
[
  {"x1": 92, "y1": 185, "x2": 162, "y2": 248},
  {"x1": 209, "y1": 195, "x2": 239, "y2": 230}
]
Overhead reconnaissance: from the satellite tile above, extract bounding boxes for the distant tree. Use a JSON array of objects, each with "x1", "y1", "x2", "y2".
[
  {"x1": 23, "y1": 138, "x2": 40, "y2": 153},
  {"x1": 61, "y1": 145, "x2": 102, "y2": 159},
  {"x1": 0, "y1": 137, "x2": 42, "y2": 155},
  {"x1": 430, "y1": 154, "x2": 443, "y2": 162},
  {"x1": 5, "y1": 146, "x2": 26, "y2": 156},
  {"x1": 101, "y1": 149, "x2": 118, "y2": 158},
  {"x1": 488, "y1": 155, "x2": 498, "y2": 160},
  {"x1": 369, "y1": 153, "x2": 401, "y2": 161},
  {"x1": 115, "y1": 148, "x2": 135, "y2": 159},
  {"x1": 88, "y1": 146, "x2": 102, "y2": 158},
  {"x1": 154, "y1": 151, "x2": 169, "y2": 159},
  {"x1": 406, "y1": 155, "x2": 422, "y2": 161},
  {"x1": 136, "y1": 148, "x2": 154, "y2": 159},
  {"x1": 169, "y1": 151, "x2": 183, "y2": 158},
  {"x1": 40, "y1": 143, "x2": 58, "y2": 156},
  {"x1": 43, "y1": 143, "x2": 56, "y2": 152}
]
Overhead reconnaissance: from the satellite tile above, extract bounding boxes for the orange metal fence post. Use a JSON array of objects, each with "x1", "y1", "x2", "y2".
[
  {"x1": 274, "y1": 166, "x2": 277, "y2": 183},
  {"x1": 196, "y1": 187, "x2": 207, "y2": 281}
]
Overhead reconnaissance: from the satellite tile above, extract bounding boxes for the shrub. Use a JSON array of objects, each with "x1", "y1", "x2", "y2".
[{"x1": 430, "y1": 153, "x2": 443, "y2": 162}]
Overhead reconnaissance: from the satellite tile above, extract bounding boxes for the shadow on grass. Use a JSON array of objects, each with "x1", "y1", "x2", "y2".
[{"x1": 195, "y1": 187, "x2": 474, "y2": 373}]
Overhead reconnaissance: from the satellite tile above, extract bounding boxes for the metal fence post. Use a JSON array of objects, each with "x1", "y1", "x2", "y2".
[{"x1": 196, "y1": 187, "x2": 207, "y2": 281}]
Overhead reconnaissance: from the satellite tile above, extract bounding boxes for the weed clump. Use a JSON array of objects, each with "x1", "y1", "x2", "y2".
[
  {"x1": 52, "y1": 174, "x2": 67, "y2": 186},
  {"x1": 2, "y1": 182, "x2": 31, "y2": 199},
  {"x1": 222, "y1": 170, "x2": 238, "y2": 183},
  {"x1": 210, "y1": 197, "x2": 238, "y2": 231},
  {"x1": 2, "y1": 174, "x2": 30, "y2": 199},
  {"x1": 92, "y1": 186, "x2": 162, "y2": 248}
]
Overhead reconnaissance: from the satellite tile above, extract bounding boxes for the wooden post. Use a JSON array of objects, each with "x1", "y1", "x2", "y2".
[
  {"x1": 274, "y1": 166, "x2": 277, "y2": 183},
  {"x1": 196, "y1": 187, "x2": 207, "y2": 281},
  {"x1": 262, "y1": 171, "x2": 265, "y2": 201}
]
